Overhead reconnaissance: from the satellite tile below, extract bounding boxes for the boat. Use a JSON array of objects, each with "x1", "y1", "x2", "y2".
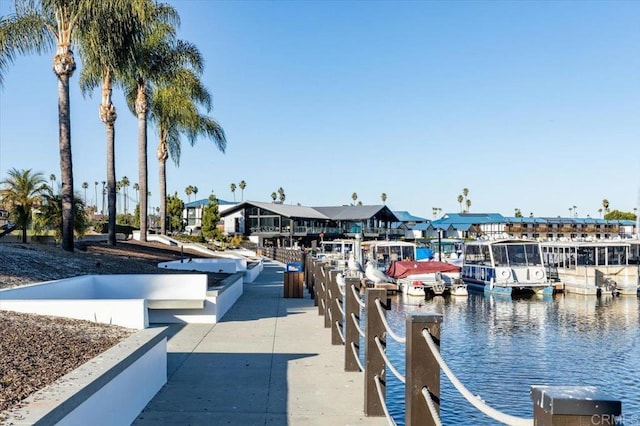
[
  {"x1": 540, "y1": 240, "x2": 639, "y2": 296},
  {"x1": 461, "y1": 238, "x2": 553, "y2": 296},
  {"x1": 386, "y1": 260, "x2": 465, "y2": 297},
  {"x1": 427, "y1": 238, "x2": 465, "y2": 266},
  {"x1": 360, "y1": 240, "x2": 418, "y2": 271}
]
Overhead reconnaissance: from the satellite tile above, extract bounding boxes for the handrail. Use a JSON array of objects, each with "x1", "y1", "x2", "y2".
[
  {"x1": 421, "y1": 387, "x2": 442, "y2": 426},
  {"x1": 351, "y1": 284, "x2": 365, "y2": 308},
  {"x1": 374, "y1": 374, "x2": 398, "y2": 426},
  {"x1": 350, "y1": 312, "x2": 365, "y2": 338},
  {"x1": 374, "y1": 298, "x2": 406, "y2": 343},
  {"x1": 421, "y1": 329, "x2": 533, "y2": 426},
  {"x1": 336, "y1": 320, "x2": 345, "y2": 344},
  {"x1": 335, "y1": 297, "x2": 345, "y2": 317},
  {"x1": 350, "y1": 341, "x2": 364, "y2": 371},
  {"x1": 374, "y1": 336, "x2": 405, "y2": 384}
]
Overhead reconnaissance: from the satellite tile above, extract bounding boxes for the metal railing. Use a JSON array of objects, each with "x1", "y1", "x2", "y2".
[{"x1": 262, "y1": 252, "x2": 624, "y2": 425}]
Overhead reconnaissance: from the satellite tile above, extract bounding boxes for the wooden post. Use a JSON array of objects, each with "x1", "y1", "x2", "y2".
[
  {"x1": 364, "y1": 288, "x2": 386, "y2": 417},
  {"x1": 323, "y1": 264, "x2": 332, "y2": 329},
  {"x1": 531, "y1": 386, "x2": 622, "y2": 426},
  {"x1": 315, "y1": 261, "x2": 325, "y2": 315},
  {"x1": 344, "y1": 277, "x2": 361, "y2": 372},
  {"x1": 405, "y1": 313, "x2": 442, "y2": 426},
  {"x1": 329, "y1": 269, "x2": 343, "y2": 345}
]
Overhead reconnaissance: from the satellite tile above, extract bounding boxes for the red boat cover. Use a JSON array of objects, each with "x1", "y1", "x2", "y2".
[{"x1": 386, "y1": 261, "x2": 461, "y2": 279}]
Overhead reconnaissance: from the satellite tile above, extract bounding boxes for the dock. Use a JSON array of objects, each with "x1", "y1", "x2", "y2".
[{"x1": 134, "y1": 259, "x2": 387, "y2": 425}]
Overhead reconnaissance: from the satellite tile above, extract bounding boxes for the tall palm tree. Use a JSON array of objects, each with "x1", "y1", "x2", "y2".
[
  {"x1": 133, "y1": 182, "x2": 140, "y2": 204},
  {"x1": 93, "y1": 181, "x2": 98, "y2": 210},
  {"x1": 381, "y1": 193, "x2": 387, "y2": 204},
  {"x1": 121, "y1": 176, "x2": 130, "y2": 215},
  {"x1": 239, "y1": 180, "x2": 246, "y2": 201},
  {"x1": 77, "y1": 0, "x2": 155, "y2": 245},
  {"x1": 457, "y1": 195, "x2": 463, "y2": 212},
  {"x1": 230, "y1": 183, "x2": 237, "y2": 201},
  {"x1": 271, "y1": 192, "x2": 277, "y2": 202},
  {"x1": 185, "y1": 185, "x2": 193, "y2": 202},
  {"x1": 149, "y1": 59, "x2": 226, "y2": 234},
  {"x1": 0, "y1": 168, "x2": 47, "y2": 243},
  {"x1": 49, "y1": 174, "x2": 56, "y2": 193},
  {"x1": 351, "y1": 192, "x2": 358, "y2": 205},
  {"x1": 277, "y1": 187, "x2": 285, "y2": 203},
  {"x1": 602, "y1": 199, "x2": 610, "y2": 214},
  {"x1": 82, "y1": 181, "x2": 88, "y2": 205},
  {"x1": 192, "y1": 186, "x2": 198, "y2": 200},
  {"x1": 462, "y1": 188, "x2": 469, "y2": 204},
  {"x1": 465, "y1": 199, "x2": 471, "y2": 213},
  {"x1": 123, "y1": 2, "x2": 180, "y2": 240}
]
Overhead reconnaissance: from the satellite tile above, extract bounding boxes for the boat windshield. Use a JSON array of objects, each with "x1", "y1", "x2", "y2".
[{"x1": 492, "y1": 243, "x2": 542, "y2": 267}]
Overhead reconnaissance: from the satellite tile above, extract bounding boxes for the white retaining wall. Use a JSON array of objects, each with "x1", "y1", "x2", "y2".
[{"x1": 2, "y1": 328, "x2": 167, "y2": 425}]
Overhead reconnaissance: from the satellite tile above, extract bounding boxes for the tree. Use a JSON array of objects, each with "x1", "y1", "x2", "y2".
[
  {"x1": 82, "y1": 182, "x2": 89, "y2": 205},
  {"x1": 277, "y1": 187, "x2": 285, "y2": 203},
  {"x1": 94, "y1": 181, "x2": 98, "y2": 210},
  {"x1": 462, "y1": 188, "x2": 469, "y2": 205},
  {"x1": 201, "y1": 194, "x2": 221, "y2": 240},
  {"x1": 230, "y1": 183, "x2": 237, "y2": 201},
  {"x1": 514, "y1": 208, "x2": 522, "y2": 218},
  {"x1": 35, "y1": 188, "x2": 88, "y2": 242},
  {"x1": 133, "y1": 182, "x2": 140, "y2": 204},
  {"x1": 192, "y1": 186, "x2": 198, "y2": 199},
  {"x1": 49, "y1": 174, "x2": 57, "y2": 193},
  {"x1": 351, "y1": 192, "x2": 358, "y2": 205},
  {"x1": 77, "y1": 0, "x2": 153, "y2": 245},
  {"x1": 271, "y1": 192, "x2": 277, "y2": 202},
  {"x1": 604, "y1": 210, "x2": 636, "y2": 221},
  {"x1": 122, "y1": 2, "x2": 181, "y2": 242},
  {"x1": 381, "y1": 193, "x2": 387, "y2": 204},
  {"x1": 239, "y1": 180, "x2": 246, "y2": 201},
  {"x1": 1, "y1": 168, "x2": 46, "y2": 243},
  {"x1": 120, "y1": 176, "x2": 130, "y2": 215},
  {"x1": 598, "y1": 208, "x2": 603, "y2": 218},
  {"x1": 151, "y1": 56, "x2": 226, "y2": 235},
  {"x1": 166, "y1": 191, "x2": 185, "y2": 233},
  {"x1": 602, "y1": 199, "x2": 610, "y2": 214},
  {"x1": 457, "y1": 195, "x2": 463, "y2": 212},
  {"x1": 465, "y1": 199, "x2": 471, "y2": 213}
]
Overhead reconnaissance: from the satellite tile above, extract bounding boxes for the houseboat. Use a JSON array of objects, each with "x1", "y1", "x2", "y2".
[
  {"x1": 541, "y1": 240, "x2": 639, "y2": 296},
  {"x1": 318, "y1": 239, "x2": 355, "y2": 261},
  {"x1": 387, "y1": 260, "x2": 466, "y2": 297},
  {"x1": 461, "y1": 238, "x2": 553, "y2": 295}
]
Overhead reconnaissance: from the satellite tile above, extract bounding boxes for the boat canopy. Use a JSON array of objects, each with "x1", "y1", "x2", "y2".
[{"x1": 386, "y1": 260, "x2": 460, "y2": 279}]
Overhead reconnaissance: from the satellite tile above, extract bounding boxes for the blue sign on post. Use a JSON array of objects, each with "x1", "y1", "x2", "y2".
[{"x1": 286, "y1": 262, "x2": 303, "y2": 272}]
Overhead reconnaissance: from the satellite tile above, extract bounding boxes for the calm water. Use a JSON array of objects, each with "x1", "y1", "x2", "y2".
[{"x1": 371, "y1": 291, "x2": 640, "y2": 425}]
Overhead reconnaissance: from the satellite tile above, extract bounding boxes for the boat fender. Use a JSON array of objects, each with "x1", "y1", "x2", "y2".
[
  {"x1": 534, "y1": 270, "x2": 543, "y2": 279},
  {"x1": 500, "y1": 269, "x2": 510, "y2": 278}
]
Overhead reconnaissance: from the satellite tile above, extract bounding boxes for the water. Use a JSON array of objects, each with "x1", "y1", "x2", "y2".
[{"x1": 370, "y1": 291, "x2": 640, "y2": 425}]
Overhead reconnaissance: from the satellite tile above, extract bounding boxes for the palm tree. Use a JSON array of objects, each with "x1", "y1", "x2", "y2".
[
  {"x1": 351, "y1": 192, "x2": 358, "y2": 205},
  {"x1": 185, "y1": 185, "x2": 193, "y2": 202},
  {"x1": 381, "y1": 193, "x2": 387, "y2": 204},
  {"x1": 230, "y1": 183, "x2": 237, "y2": 201},
  {"x1": 93, "y1": 181, "x2": 98, "y2": 210},
  {"x1": 122, "y1": 2, "x2": 181, "y2": 241},
  {"x1": 568, "y1": 207, "x2": 573, "y2": 218},
  {"x1": 82, "y1": 182, "x2": 89, "y2": 205},
  {"x1": 598, "y1": 208, "x2": 603, "y2": 218},
  {"x1": 36, "y1": 188, "x2": 88, "y2": 242},
  {"x1": 0, "y1": 168, "x2": 47, "y2": 243},
  {"x1": 465, "y1": 199, "x2": 471, "y2": 213},
  {"x1": 0, "y1": 0, "x2": 111, "y2": 251},
  {"x1": 120, "y1": 176, "x2": 130, "y2": 215},
  {"x1": 572, "y1": 205, "x2": 577, "y2": 218},
  {"x1": 271, "y1": 192, "x2": 277, "y2": 202},
  {"x1": 148, "y1": 53, "x2": 226, "y2": 234},
  {"x1": 49, "y1": 174, "x2": 57, "y2": 193},
  {"x1": 457, "y1": 195, "x2": 463, "y2": 212},
  {"x1": 602, "y1": 199, "x2": 610, "y2": 214},
  {"x1": 277, "y1": 187, "x2": 285, "y2": 203},
  {"x1": 462, "y1": 188, "x2": 469, "y2": 205},
  {"x1": 77, "y1": 0, "x2": 152, "y2": 245},
  {"x1": 101, "y1": 181, "x2": 106, "y2": 215},
  {"x1": 192, "y1": 186, "x2": 198, "y2": 200},
  {"x1": 133, "y1": 183, "x2": 140, "y2": 204},
  {"x1": 239, "y1": 180, "x2": 246, "y2": 201}
]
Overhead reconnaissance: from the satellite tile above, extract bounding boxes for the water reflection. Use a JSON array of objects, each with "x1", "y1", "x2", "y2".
[{"x1": 380, "y1": 292, "x2": 640, "y2": 425}]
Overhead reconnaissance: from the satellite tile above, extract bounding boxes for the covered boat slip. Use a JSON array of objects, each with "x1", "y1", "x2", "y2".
[
  {"x1": 461, "y1": 239, "x2": 552, "y2": 295},
  {"x1": 541, "y1": 240, "x2": 639, "y2": 295}
]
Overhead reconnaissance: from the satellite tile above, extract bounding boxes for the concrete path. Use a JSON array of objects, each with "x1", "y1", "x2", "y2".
[{"x1": 134, "y1": 259, "x2": 387, "y2": 426}]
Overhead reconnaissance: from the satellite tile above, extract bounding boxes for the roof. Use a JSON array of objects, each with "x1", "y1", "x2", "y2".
[
  {"x1": 185, "y1": 198, "x2": 236, "y2": 208},
  {"x1": 392, "y1": 211, "x2": 428, "y2": 223},
  {"x1": 312, "y1": 205, "x2": 399, "y2": 221}
]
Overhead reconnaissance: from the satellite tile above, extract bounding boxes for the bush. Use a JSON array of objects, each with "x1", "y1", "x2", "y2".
[{"x1": 95, "y1": 222, "x2": 137, "y2": 238}]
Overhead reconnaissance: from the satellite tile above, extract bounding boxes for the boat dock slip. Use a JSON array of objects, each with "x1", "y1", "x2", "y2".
[{"x1": 134, "y1": 259, "x2": 387, "y2": 425}]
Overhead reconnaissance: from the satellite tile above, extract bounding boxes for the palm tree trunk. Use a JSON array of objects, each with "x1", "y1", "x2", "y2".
[
  {"x1": 136, "y1": 83, "x2": 148, "y2": 242},
  {"x1": 100, "y1": 71, "x2": 118, "y2": 246},
  {"x1": 54, "y1": 47, "x2": 76, "y2": 252},
  {"x1": 157, "y1": 140, "x2": 168, "y2": 235}
]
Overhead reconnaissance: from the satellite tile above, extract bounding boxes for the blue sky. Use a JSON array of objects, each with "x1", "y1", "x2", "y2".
[{"x1": 1, "y1": 0, "x2": 639, "y2": 219}]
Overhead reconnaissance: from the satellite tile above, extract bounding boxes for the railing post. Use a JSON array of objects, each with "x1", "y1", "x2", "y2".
[
  {"x1": 364, "y1": 288, "x2": 387, "y2": 417},
  {"x1": 405, "y1": 313, "x2": 442, "y2": 426},
  {"x1": 315, "y1": 261, "x2": 325, "y2": 315},
  {"x1": 344, "y1": 277, "x2": 361, "y2": 372},
  {"x1": 328, "y1": 269, "x2": 343, "y2": 345},
  {"x1": 323, "y1": 264, "x2": 332, "y2": 329},
  {"x1": 531, "y1": 386, "x2": 622, "y2": 425}
]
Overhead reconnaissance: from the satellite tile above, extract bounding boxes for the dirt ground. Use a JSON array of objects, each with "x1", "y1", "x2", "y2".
[{"x1": 0, "y1": 239, "x2": 227, "y2": 414}]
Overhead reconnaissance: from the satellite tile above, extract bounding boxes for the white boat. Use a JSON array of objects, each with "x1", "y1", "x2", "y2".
[
  {"x1": 361, "y1": 240, "x2": 417, "y2": 271},
  {"x1": 387, "y1": 260, "x2": 464, "y2": 297},
  {"x1": 541, "y1": 240, "x2": 639, "y2": 296},
  {"x1": 461, "y1": 238, "x2": 553, "y2": 296}
]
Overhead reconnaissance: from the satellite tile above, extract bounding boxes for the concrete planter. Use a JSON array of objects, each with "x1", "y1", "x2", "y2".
[{"x1": 1, "y1": 328, "x2": 167, "y2": 425}]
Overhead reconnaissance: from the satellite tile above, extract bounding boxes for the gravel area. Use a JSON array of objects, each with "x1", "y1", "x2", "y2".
[{"x1": 0, "y1": 240, "x2": 228, "y2": 415}]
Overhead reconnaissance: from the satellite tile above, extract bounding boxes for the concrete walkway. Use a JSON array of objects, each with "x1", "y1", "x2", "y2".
[{"x1": 134, "y1": 259, "x2": 387, "y2": 426}]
